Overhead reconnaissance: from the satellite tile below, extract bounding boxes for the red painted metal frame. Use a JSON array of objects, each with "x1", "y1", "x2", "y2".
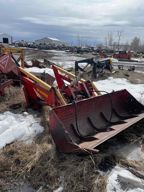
[
  {"x1": 0, "y1": 54, "x2": 18, "y2": 75},
  {"x1": 52, "y1": 65, "x2": 94, "y2": 102},
  {"x1": 22, "y1": 76, "x2": 61, "y2": 108}
]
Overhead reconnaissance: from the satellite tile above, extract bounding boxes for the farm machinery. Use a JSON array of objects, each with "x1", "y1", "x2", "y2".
[
  {"x1": 0, "y1": 47, "x2": 144, "y2": 153},
  {"x1": 75, "y1": 57, "x2": 113, "y2": 79}
]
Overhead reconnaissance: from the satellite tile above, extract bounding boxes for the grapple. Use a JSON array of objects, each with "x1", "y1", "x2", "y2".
[{"x1": 49, "y1": 89, "x2": 144, "y2": 153}]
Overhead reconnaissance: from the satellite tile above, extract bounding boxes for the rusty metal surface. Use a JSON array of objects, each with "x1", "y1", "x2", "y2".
[
  {"x1": 79, "y1": 113, "x2": 144, "y2": 150},
  {"x1": 0, "y1": 54, "x2": 18, "y2": 75},
  {"x1": 49, "y1": 89, "x2": 144, "y2": 153}
]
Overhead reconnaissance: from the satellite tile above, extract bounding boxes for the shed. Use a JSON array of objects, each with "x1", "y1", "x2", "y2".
[{"x1": 0, "y1": 33, "x2": 13, "y2": 44}]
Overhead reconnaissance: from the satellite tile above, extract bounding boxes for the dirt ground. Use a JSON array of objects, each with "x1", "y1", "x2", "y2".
[{"x1": 24, "y1": 48, "x2": 54, "y2": 61}]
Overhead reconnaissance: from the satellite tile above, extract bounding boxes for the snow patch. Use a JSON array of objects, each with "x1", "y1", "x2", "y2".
[
  {"x1": 95, "y1": 77, "x2": 144, "y2": 104},
  {"x1": 0, "y1": 111, "x2": 43, "y2": 148},
  {"x1": 53, "y1": 186, "x2": 63, "y2": 192},
  {"x1": 115, "y1": 144, "x2": 144, "y2": 161},
  {"x1": 48, "y1": 37, "x2": 59, "y2": 41},
  {"x1": 111, "y1": 58, "x2": 119, "y2": 62},
  {"x1": 107, "y1": 166, "x2": 144, "y2": 192},
  {"x1": 127, "y1": 146, "x2": 144, "y2": 161},
  {"x1": 26, "y1": 60, "x2": 32, "y2": 66},
  {"x1": 25, "y1": 67, "x2": 55, "y2": 77}
]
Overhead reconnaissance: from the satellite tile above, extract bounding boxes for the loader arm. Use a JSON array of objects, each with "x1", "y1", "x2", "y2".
[
  {"x1": 19, "y1": 67, "x2": 66, "y2": 107},
  {"x1": 1, "y1": 51, "x2": 67, "y2": 107}
]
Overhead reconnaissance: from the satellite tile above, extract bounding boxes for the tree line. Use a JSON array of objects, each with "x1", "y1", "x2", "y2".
[{"x1": 104, "y1": 31, "x2": 144, "y2": 52}]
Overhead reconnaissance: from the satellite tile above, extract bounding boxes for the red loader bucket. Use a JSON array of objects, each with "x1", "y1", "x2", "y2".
[{"x1": 49, "y1": 89, "x2": 144, "y2": 153}]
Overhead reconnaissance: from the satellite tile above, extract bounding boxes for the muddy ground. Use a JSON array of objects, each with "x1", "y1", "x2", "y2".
[{"x1": 0, "y1": 49, "x2": 144, "y2": 191}]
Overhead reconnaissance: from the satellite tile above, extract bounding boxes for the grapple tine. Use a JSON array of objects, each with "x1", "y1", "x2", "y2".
[{"x1": 49, "y1": 89, "x2": 144, "y2": 153}]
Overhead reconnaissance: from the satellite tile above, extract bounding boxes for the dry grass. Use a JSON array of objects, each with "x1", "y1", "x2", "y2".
[
  {"x1": 92, "y1": 175, "x2": 108, "y2": 192},
  {"x1": 119, "y1": 158, "x2": 143, "y2": 169},
  {"x1": 0, "y1": 89, "x2": 143, "y2": 191},
  {"x1": 0, "y1": 109, "x2": 144, "y2": 191},
  {"x1": 0, "y1": 105, "x2": 107, "y2": 191},
  {"x1": 0, "y1": 141, "x2": 108, "y2": 192},
  {"x1": 0, "y1": 120, "x2": 143, "y2": 192},
  {"x1": 0, "y1": 86, "x2": 25, "y2": 113},
  {"x1": 0, "y1": 119, "x2": 143, "y2": 191}
]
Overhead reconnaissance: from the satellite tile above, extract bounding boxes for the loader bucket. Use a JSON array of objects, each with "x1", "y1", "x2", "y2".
[{"x1": 49, "y1": 89, "x2": 144, "y2": 153}]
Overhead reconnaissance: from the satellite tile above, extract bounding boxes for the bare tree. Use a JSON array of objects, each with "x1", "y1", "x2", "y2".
[
  {"x1": 117, "y1": 31, "x2": 123, "y2": 51},
  {"x1": 131, "y1": 36, "x2": 141, "y2": 52}
]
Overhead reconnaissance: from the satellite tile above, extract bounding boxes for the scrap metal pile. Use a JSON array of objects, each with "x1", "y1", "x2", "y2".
[
  {"x1": 75, "y1": 57, "x2": 113, "y2": 79},
  {"x1": 0, "y1": 47, "x2": 144, "y2": 154}
]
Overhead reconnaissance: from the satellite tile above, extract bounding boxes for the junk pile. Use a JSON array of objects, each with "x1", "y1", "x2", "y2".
[
  {"x1": 0, "y1": 47, "x2": 144, "y2": 154},
  {"x1": 75, "y1": 57, "x2": 113, "y2": 79}
]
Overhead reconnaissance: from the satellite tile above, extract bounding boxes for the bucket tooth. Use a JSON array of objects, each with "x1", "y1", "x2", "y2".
[
  {"x1": 87, "y1": 117, "x2": 108, "y2": 132},
  {"x1": 100, "y1": 110, "x2": 126, "y2": 125}
]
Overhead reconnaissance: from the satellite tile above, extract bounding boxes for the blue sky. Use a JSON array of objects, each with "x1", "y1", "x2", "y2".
[{"x1": 0, "y1": 0, "x2": 144, "y2": 44}]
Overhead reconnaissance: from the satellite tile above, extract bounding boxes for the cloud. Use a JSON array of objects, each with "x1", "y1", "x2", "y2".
[
  {"x1": 0, "y1": 0, "x2": 144, "y2": 43},
  {"x1": 21, "y1": 16, "x2": 130, "y2": 27},
  {"x1": 20, "y1": 0, "x2": 140, "y2": 27}
]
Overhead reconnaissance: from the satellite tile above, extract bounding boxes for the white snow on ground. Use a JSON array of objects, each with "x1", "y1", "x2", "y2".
[
  {"x1": 52, "y1": 61, "x2": 88, "y2": 69},
  {"x1": 26, "y1": 60, "x2": 32, "y2": 66},
  {"x1": 45, "y1": 50, "x2": 85, "y2": 68},
  {"x1": 127, "y1": 146, "x2": 144, "y2": 161},
  {"x1": 131, "y1": 57, "x2": 144, "y2": 62},
  {"x1": 52, "y1": 61, "x2": 76, "y2": 68},
  {"x1": 95, "y1": 77, "x2": 144, "y2": 104},
  {"x1": 110, "y1": 58, "x2": 119, "y2": 62},
  {"x1": 137, "y1": 71, "x2": 144, "y2": 74},
  {"x1": 25, "y1": 67, "x2": 55, "y2": 77},
  {"x1": 48, "y1": 50, "x2": 66, "y2": 53},
  {"x1": 53, "y1": 186, "x2": 64, "y2": 192},
  {"x1": 0, "y1": 111, "x2": 43, "y2": 149},
  {"x1": 107, "y1": 166, "x2": 144, "y2": 192},
  {"x1": 115, "y1": 144, "x2": 144, "y2": 161}
]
